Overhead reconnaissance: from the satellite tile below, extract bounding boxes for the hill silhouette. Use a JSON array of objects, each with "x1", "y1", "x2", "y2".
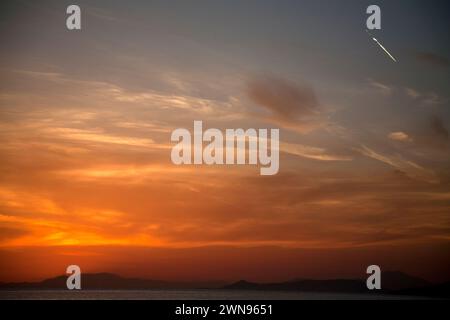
[
  {"x1": 1, "y1": 271, "x2": 447, "y2": 298},
  {"x1": 0, "y1": 273, "x2": 225, "y2": 290},
  {"x1": 224, "y1": 279, "x2": 367, "y2": 293},
  {"x1": 223, "y1": 271, "x2": 448, "y2": 298},
  {"x1": 393, "y1": 281, "x2": 450, "y2": 298},
  {"x1": 381, "y1": 271, "x2": 431, "y2": 290}
]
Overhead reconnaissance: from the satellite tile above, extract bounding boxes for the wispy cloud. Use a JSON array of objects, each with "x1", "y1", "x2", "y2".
[
  {"x1": 280, "y1": 142, "x2": 352, "y2": 161},
  {"x1": 388, "y1": 131, "x2": 412, "y2": 142},
  {"x1": 404, "y1": 87, "x2": 421, "y2": 100},
  {"x1": 247, "y1": 75, "x2": 319, "y2": 120},
  {"x1": 246, "y1": 75, "x2": 324, "y2": 132},
  {"x1": 356, "y1": 145, "x2": 438, "y2": 183},
  {"x1": 404, "y1": 87, "x2": 445, "y2": 106},
  {"x1": 368, "y1": 78, "x2": 393, "y2": 96},
  {"x1": 416, "y1": 52, "x2": 450, "y2": 68},
  {"x1": 43, "y1": 128, "x2": 156, "y2": 148}
]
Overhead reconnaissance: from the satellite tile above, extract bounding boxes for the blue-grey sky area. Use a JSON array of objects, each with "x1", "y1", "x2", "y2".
[{"x1": 0, "y1": 1, "x2": 449, "y2": 282}]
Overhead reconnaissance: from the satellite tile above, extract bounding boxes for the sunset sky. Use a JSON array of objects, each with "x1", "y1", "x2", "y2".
[{"x1": 0, "y1": 0, "x2": 449, "y2": 283}]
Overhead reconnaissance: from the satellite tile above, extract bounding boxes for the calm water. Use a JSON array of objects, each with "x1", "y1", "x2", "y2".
[{"x1": 0, "y1": 289, "x2": 423, "y2": 300}]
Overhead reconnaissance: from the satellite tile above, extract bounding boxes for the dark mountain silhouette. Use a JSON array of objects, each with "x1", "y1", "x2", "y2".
[
  {"x1": 223, "y1": 271, "x2": 448, "y2": 298},
  {"x1": 0, "y1": 273, "x2": 226, "y2": 290},
  {"x1": 1, "y1": 271, "x2": 447, "y2": 298},
  {"x1": 224, "y1": 279, "x2": 367, "y2": 293},
  {"x1": 381, "y1": 271, "x2": 431, "y2": 290},
  {"x1": 393, "y1": 281, "x2": 450, "y2": 298}
]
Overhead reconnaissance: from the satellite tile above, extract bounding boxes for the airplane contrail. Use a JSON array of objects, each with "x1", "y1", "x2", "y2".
[{"x1": 366, "y1": 30, "x2": 397, "y2": 62}]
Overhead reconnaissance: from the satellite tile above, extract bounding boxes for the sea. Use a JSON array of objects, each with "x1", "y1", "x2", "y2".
[{"x1": 0, "y1": 289, "x2": 425, "y2": 300}]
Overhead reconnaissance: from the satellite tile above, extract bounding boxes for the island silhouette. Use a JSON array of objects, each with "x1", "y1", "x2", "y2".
[{"x1": 1, "y1": 271, "x2": 448, "y2": 298}]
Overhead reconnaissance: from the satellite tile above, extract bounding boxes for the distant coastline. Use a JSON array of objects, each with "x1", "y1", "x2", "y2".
[{"x1": 1, "y1": 271, "x2": 448, "y2": 299}]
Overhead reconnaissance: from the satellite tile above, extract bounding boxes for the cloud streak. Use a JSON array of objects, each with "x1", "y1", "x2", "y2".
[
  {"x1": 356, "y1": 145, "x2": 438, "y2": 183},
  {"x1": 280, "y1": 142, "x2": 352, "y2": 161},
  {"x1": 416, "y1": 52, "x2": 450, "y2": 68}
]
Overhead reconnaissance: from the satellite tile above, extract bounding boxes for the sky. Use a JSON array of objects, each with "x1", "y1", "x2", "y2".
[{"x1": 0, "y1": 0, "x2": 449, "y2": 283}]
